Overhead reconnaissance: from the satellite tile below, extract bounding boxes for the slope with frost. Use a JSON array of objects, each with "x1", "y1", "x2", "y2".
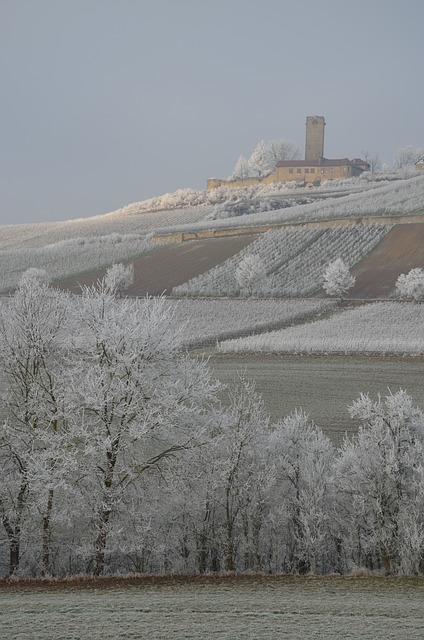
[
  {"x1": 218, "y1": 302, "x2": 424, "y2": 355},
  {"x1": 0, "y1": 174, "x2": 423, "y2": 292}
]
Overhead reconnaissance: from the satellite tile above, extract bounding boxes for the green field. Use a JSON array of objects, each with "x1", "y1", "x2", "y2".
[{"x1": 2, "y1": 576, "x2": 424, "y2": 639}]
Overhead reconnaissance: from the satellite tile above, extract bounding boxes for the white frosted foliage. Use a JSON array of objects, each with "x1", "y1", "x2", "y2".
[
  {"x1": 396, "y1": 268, "x2": 424, "y2": 301},
  {"x1": 323, "y1": 258, "x2": 355, "y2": 297}
]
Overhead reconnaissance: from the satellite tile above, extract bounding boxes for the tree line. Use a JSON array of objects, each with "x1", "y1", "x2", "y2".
[{"x1": 1, "y1": 268, "x2": 424, "y2": 578}]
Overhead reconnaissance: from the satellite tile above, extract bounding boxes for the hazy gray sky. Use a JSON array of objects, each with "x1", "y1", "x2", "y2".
[{"x1": 1, "y1": 0, "x2": 423, "y2": 224}]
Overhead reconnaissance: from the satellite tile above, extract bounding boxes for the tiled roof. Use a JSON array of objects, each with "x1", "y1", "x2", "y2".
[{"x1": 276, "y1": 157, "x2": 369, "y2": 168}]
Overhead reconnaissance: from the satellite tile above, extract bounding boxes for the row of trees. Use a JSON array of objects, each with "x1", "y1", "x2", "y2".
[
  {"x1": 1, "y1": 269, "x2": 424, "y2": 578},
  {"x1": 235, "y1": 254, "x2": 355, "y2": 298}
]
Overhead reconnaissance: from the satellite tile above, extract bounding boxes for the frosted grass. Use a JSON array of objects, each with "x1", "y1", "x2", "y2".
[
  {"x1": 0, "y1": 234, "x2": 154, "y2": 293},
  {"x1": 168, "y1": 298, "x2": 336, "y2": 346},
  {"x1": 218, "y1": 302, "x2": 424, "y2": 355},
  {"x1": 2, "y1": 577, "x2": 424, "y2": 639}
]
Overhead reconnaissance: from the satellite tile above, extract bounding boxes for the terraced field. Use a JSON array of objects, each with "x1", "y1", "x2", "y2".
[{"x1": 57, "y1": 220, "x2": 424, "y2": 300}]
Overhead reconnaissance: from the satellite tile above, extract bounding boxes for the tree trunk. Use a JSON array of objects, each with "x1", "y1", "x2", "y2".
[
  {"x1": 0, "y1": 481, "x2": 27, "y2": 576},
  {"x1": 93, "y1": 508, "x2": 112, "y2": 576},
  {"x1": 225, "y1": 486, "x2": 235, "y2": 572},
  {"x1": 42, "y1": 488, "x2": 54, "y2": 576},
  {"x1": 9, "y1": 539, "x2": 20, "y2": 576}
]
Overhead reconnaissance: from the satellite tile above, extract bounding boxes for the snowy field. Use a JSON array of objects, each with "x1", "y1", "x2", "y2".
[
  {"x1": 0, "y1": 234, "x2": 154, "y2": 293},
  {"x1": 218, "y1": 302, "x2": 424, "y2": 355},
  {"x1": 2, "y1": 577, "x2": 424, "y2": 639},
  {"x1": 0, "y1": 297, "x2": 335, "y2": 347},
  {"x1": 168, "y1": 298, "x2": 336, "y2": 346}
]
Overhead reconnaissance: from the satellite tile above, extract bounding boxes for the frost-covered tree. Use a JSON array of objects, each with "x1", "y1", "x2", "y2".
[
  {"x1": 217, "y1": 378, "x2": 269, "y2": 571},
  {"x1": 267, "y1": 139, "x2": 301, "y2": 165},
  {"x1": 248, "y1": 141, "x2": 272, "y2": 177},
  {"x1": 395, "y1": 268, "x2": 424, "y2": 301},
  {"x1": 104, "y1": 262, "x2": 134, "y2": 296},
  {"x1": 269, "y1": 409, "x2": 334, "y2": 574},
  {"x1": 229, "y1": 154, "x2": 250, "y2": 180},
  {"x1": 361, "y1": 150, "x2": 380, "y2": 173},
  {"x1": 65, "y1": 282, "x2": 218, "y2": 575},
  {"x1": 395, "y1": 145, "x2": 424, "y2": 171},
  {"x1": 235, "y1": 254, "x2": 266, "y2": 297},
  {"x1": 323, "y1": 258, "x2": 355, "y2": 298},
  {"x1": 247, "y1": 139, "x2": 301, "y2": 177},
  {"x1": 0, "y1": 270, "x2": 69, "y2": 576},
  {"x1": 335, "y1": 390, "x2": 424, "y2": 574}
]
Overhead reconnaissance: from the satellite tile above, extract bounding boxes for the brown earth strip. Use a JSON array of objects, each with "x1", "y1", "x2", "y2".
[
  {"x1": 0, "y1": 572, "x2": 397, "y2": 591},
  {"x1": 57, "y1": 235, "x2": 256, "y2": 296},
  {"x1": 350, "y1": 223, "x2": 424, "y2": 299}
]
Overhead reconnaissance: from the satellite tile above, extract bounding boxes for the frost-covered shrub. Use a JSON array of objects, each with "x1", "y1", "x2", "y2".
[
  {"x1": 104, "y1": 263, "x2": 134, "y2": 295},
  {"x1": 323, "y1": 258, "x2": 355, "y2": 298},
  {"x1": 205, "y1": 197, "x2": 314, "y2": 221},
  {"x1": 396, "y1": 268, "x2": 424, "y2": 301},
  {"x1": 235, "y1": 255, "x2": 266, "y2": 296},
  {"x1": 19, "y1": 267, "x2": 51, "y2": 287}
]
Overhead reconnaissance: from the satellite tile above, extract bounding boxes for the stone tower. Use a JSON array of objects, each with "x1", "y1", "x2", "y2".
[{"x1": 305, "y1": 116, "x2": 325, "y2": 162}]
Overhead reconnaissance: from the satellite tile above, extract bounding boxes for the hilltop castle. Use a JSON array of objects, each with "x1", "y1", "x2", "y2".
[{"x1": 207, "y1": 116, "x2": 370, "y2": 190}]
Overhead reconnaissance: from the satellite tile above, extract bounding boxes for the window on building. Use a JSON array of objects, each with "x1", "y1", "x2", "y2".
[
  {"x1": 321, "y1": 168, "x2": 326, "y2": 174},
  {"x1": 297, "y1": 168, "x2": 302, "y2": 173},
  {"x1": 330, "y1": 168, "x2": 335, "y2": 173},
  {"x1": 305, "y1": 168, "x2": 310, "y2": 173},
  {"x1": 289, "y1": 169, "x2": 294, "y2": 174},
  {"x1": 310, "y1": 168, "x2": 315, "y2": 173}
]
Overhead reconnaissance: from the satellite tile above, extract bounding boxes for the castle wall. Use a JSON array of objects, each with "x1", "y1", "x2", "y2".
[
  {"x1": 207, "y1": 173, "x2": 279, "y2": 190},
  {"x1": 207, "y1": 162, "x2": 364, "y2": 191}
]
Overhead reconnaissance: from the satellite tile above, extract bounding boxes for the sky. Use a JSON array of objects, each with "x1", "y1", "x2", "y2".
[{"x1": 1, "y1": 0, "x2": 423, "y2": 225}]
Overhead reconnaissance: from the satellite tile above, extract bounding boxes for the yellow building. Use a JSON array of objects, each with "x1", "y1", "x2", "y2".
[{"x1": 275, "y1": 157, "x2": 369, "y2": 186}]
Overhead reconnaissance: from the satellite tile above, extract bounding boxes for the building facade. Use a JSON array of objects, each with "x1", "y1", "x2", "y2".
[{"x1": 275, "y1": 157, "x2": 370, "y2": 186}]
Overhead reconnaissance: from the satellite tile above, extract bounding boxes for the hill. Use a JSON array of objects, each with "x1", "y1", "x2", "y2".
[{"x1": 1, "y1": 173, "x2": 424, "y2": 297}]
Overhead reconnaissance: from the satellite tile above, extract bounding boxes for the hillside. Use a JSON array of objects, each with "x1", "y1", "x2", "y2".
[
  {"x1": 1, "y1": 174, "x2": 424, "y2": 296},
  {"x1": 57, "y1": 235, "x2": 257, "y2": 295},
  {"x1": 350, "y1": 223, "x2": 424, "y2": 298}
]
